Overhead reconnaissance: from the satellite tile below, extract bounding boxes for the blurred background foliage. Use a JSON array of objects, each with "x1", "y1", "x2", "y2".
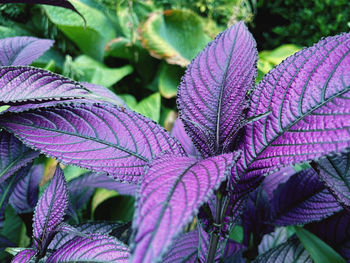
[{"x1": 0, "y1": 1, "x2": 349, "y2": 258}]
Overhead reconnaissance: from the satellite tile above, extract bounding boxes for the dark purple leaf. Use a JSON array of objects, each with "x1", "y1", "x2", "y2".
[
  {"x1": 253, "y1": 236, "x2": 312, "y2": 263},
  {"x1": 0, "y1": 66, "x2": 92, "y2": 104},
  {"x1": 316, "y1": 151, "x2": 350, "y2": 208},
  {"x1": 11, "y1": 248, "x2": 36, "y2": 263},
  {"x1": 0, "y1": 165, "x2": 29, "y2": 227},
  {"x1": 223, "y1": 239, "x2": 246, "y2": 259},
  {"x1": 171, "y1": 118, "x2": 200, "y2": 158},
  {"x1": 177, "y1": 21, "x2": 258, "y2": 157},
  {"x1": 131, "y1": 153, "x2": 238, "y2": 263},
  {"x1": 46, "y1": 234, "x2": 130, "y2": 263},
  {"x1": 163, "y1": 230, "x2": 199, "y2": 263},
  {"x1": 48, "y1": 221, "x2": 121, "y2": 250},
  {"x1": 271, "y1": 168, "x2": 341, "y2": 226},
  {"x1": 33, "y1": 166, "x2": 68, "y2": 250},
  {"x1": 9, "y1": 164, "x2": 43, "y2": 214},
  {"x1": 305, "y1": 210, "x2": 350, "y2": 261},
  {"x1": 0, "y1": 103, "x2": 185, "y2": 183},
  {"x1": 0, "y1": 130, "x2": 39, "y2": 183},
  {"x1": 235, "y1": 32, "x2": 350, "y2": 183},
  {"x1": 0, "y1": 37, "x2": 54, "y2": 67},
  {"x1": 262, "y1": 166, "x2": 296, "y2": 200},
  {"x1": 0, "y1": 1, "x2": 85, "y2": 24}
]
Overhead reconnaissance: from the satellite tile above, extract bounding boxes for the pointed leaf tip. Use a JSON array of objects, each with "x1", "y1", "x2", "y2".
[
  {"x1": 177, "y1": 21, "x2": 258, "y2": 157},
  {"x1": 131, "y1": 152, "x2": 239, "y2": 263},
  {"x1": 33, "y1": 166, "x2": 68, "y2": 250}
]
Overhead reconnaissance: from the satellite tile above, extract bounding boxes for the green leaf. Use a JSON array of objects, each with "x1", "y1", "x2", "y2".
[
  {"x1": 43, "y1": 0, "x2": 116, "y2": 61},
  {"x1": 63, "y1": 165, "x2": 88, "y2": 182},
  {"x1": 159, "y1": 63, "x2": 184, "y2": 99},
  {"x1": 94, "y1": 195, "x2": 135, "y2": 222},
  {"x1": 91, "y1": 188, "x2": 118, "y2": 215},
  {"x1": 73, "y1": 55, "x2": 133, "y2": 87},
  {"x1": 229, "y1": 225, "x2": 244, "y2": 243},
  {"x1": 0, "y1": 206, "x2": 22, "y2": 244},
  {"x1": 119, "y1": 94, "x2": 138, "y2": 109},
  {"x1": 139, "y1": 9, "x2": 211, "y2": 67},
  {"x1": 134, "y1": 92, "x2": 161, "y2": 122},
  {"x1": 295, "y1": 226, "x2": 346, "y2": 263}
]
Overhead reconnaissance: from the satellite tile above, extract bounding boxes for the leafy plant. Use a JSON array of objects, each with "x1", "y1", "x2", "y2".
[{"x1": 0, "y1": 2, "x2": 350, "y2": 262}]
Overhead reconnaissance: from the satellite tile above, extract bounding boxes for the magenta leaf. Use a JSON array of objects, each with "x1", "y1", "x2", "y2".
[
  {"x1": 33, "y1": 166, "x2": 68, "y2": 250},
  {"x1": 271, "y1": 169, "x2": 342, "y2": 226},
  {"x1": 316, "y1": 151, "x2": 350, "y2": 208},
  {"x1": 0, "y1": 37, "x2": 54, "y2": 67},
  {"x1": 9, "y1": 164, "x2": 43, "y2": 214},
  {"x1": 131, "y1": 152, "x2": 238, "y2": 263},
  {"x1": 235, "y1": 32, "x2": 350, "y2": 182},
  {"x1": 163, "y1": 230, "x2": 199, "y2": 263},
  {"x1": 254, "y1": 236, "x2": 312, "y2": 263},
  {"x1": 0, "y1": 103, "x2": 185, "y2": 183},
  {"x1": 48, "y1": 221, "x2": 123, "y2": 250},
  {"x1": 171, "y1": 118, "x2": 200, "y2": 158},
  {"x1": 0, "y1": 67, "x2": 92, "y2": 104},
  {"x1": 46, "y1": 234, "x2": 130, "y2": 263},
  {"x1": 11, "y1": 248, "x2": 36, "y2": 263},
  {"x1": 177, "y1": 21, "x2": 258, "y2": 157},
  {"x1": 0, "y1": 130, "x2": 39, "y2": 183}
]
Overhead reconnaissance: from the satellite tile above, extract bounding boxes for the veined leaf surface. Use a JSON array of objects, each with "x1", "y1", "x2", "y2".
[
  {"x1": 177, "y1": 22, "x2": 257, "y2": 157},
  {"x1": 46, "y1": 234, "x2": 129, "y2": 263},
  {"x1": 235, "y1": 32, "x2": 350, "y2": 182},
  {"x1": 33, "y1": 166, "x2": 68, "y2": 250},
  {"x1": 11, "y1": 248, "x2": 36, "y2": 263},
  {"x1": 0, "y1": 37, "x2": 53, "y2": 66},
  {"x1": 0, "y1": 103, "x2": 185, "y2": 183},
  {"x1": 317, "y1": 151, "x2": 350, "y2": 207},
  {"x1": 0, "y1": 130, "x2": 39, "y2": 183},
  {"x1": 131, "y1": 153, "x2": 237, "y2": 263}
]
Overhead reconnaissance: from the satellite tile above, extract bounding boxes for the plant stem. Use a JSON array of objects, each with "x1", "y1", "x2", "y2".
[{"x1": 206, "y1": 193, "x2": 223, "y2": 263}]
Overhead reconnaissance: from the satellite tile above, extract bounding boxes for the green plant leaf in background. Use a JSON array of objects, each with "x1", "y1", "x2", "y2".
[
  {"x1": 73, "y1": 55, "x2": 133, "y2": 88},
  {"x1": 94, "y1": 195, "x2": 135, "y2": 222},
  {"x1": 257, "y1": 44, "x2": 300, "y2": 82},
  {"x1": 139, "y1": 9, "x2": 211, "y2": 67},
  {"x1": 158, "y1": 63, "x2": 184, "y2": 99},
  {"x1": 43, "y1": 0, "x2": 116, "y2": 61},
  {"x1": 91, "y1": 188, "x2": 118, "y2": 216},
  {"x1": 134, "y1": 92, "x2": 161, "y2": 123},
  {"x1": 295, "y1": 226, "x2": 346, "y2": 263}
]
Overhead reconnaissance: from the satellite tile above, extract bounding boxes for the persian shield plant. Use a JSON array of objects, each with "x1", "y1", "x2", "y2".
[{"x1": 0, "y1": 5, "x2": 349, "y2": 262}]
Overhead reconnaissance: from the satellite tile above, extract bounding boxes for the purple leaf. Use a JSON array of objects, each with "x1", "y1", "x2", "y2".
[
  {"x1": 69, "y1": 172, "x2": 138, "y2": 196},
  {"x1": 262, "y1": 166, "x2": 296, "y2": 200},
  {"x1": 271, "y1": 168, "x2": 342, "y2": 226},
  {"x1": 49, "y1": 221, "x2": 123, "y2": 250},
  {"x1": 163, "y1": 230, "x2": 199, "y2": 263},
  {"x1": 171, "y1": 118, "x2": 200, "y2": 158},
  {"x1": 9, "y1": 164, "x2": 43, "y2": 214},
  {"x1": 0, "y1": 66, "x2": 92, "y2": 104},
  {"x1": 11, "y1": 248, "x2": 36, "y2": 263},
  {"x1": 46, "y1": 234, "x2": 130, "y2": 263},
  {"x1": 0, "y1": 103, "x2": 185, "y2": 183},
  {"x1": 0, "y1": 165, "x2": 30, "y2": 227},
  {"x1": 131, "y1": 153, "x2": 238, "y2": 263},
  {"x1": 80, "y1": 82, "x2": 128, "y2": 107},
  {"x1": 33, "y1": 166, "x2": 68, "y2": 250},
  {"x1": 0, "y1": 130, "x2": 39, "y2": 183},
  {"x1": 177, "y1": 21, "x2": 258, "y2": 157},
  {"x1": 253, "y1": 236, "x2": 312, "y2": 263},
  {"x1": 235, "y1": 32, "x2": 350, "y2": 183},
  {"x1": 316, "y1": 151, "x2": 350, "y2": 208},
  {"x1": 0, "y1": 37, "x2": 54, "y2": 67},
  {"x1": 305, "y1": 210, "x2": 350, "y2": 261},
  {"x1": 1, "y1": 1, "x2": 85, "y2": 23}
]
